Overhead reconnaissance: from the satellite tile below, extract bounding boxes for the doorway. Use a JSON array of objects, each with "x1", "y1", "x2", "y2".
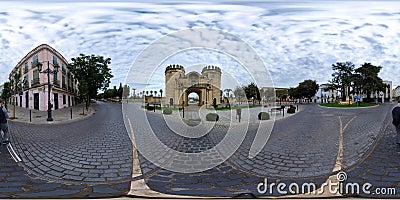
[
  {"x1": 54, "y1": 93, "x2": 59, "y2": 110},
  {"x1": 25, "y1": 92, "x2": 29, "y2": 108},
  {"x1": 34, "y1": 93, "x2": 39, "y2": 110}
]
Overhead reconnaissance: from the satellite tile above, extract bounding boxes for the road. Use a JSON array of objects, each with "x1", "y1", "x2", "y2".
[
  {"x1": 125, "y1": 102, "x2": 395, "y2": 197},
  {"x1": 0, "y1": 101, "x2": 132, "y2": 198}
]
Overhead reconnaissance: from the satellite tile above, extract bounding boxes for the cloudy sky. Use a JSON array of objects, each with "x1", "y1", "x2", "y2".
[{"x1": 1, "y1": 0, "x2": 400, "y2": 94}]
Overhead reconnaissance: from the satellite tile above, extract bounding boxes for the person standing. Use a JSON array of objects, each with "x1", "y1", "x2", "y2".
[
  {"x1": 0, "y1": 99, "x2": 10, "y2": 145},
  {"x1": 392, "y1": 99, "x2": 400, "y2": 145}
]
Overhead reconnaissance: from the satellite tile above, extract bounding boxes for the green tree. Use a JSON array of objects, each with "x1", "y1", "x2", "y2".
[
  {"x1": 117, "y1": 83, "x2": 123, "y2": 99},
  {"x1": 297, "y1": 80, "x2": 319, "y2": 103},
  {"x1": 68, "y1": 54, "x2": 113, "y2": 109},
  {"x1": 330, "y1": 62, "x2": 355, "y2": 101},
  {"x1": 0, "y1": 82, "x2": 12, "y2": 110},
  {"x1": 288, "y1": 87, "x2": 301, "y2": 101},
  {"x1": 243, "y1": 83, "x2": 261, "y2": 105},
  {"x1": 159, "y1": 89, "x2": 163, "y2": 98},
  {"x1": 233, "y1": 86, "x2": 246, "y2": 104},
  {"x1": 275, "y1": 89, "x2": 289, "y2": 104},
  {"x1": 354, "y1": 63, "x2": 385, "y2": 102}
]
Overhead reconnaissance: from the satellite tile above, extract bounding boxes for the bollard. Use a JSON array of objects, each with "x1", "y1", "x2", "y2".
[
  {"x1": 29, "y1": 109, "x2": 32, "y2": 122},
  {"x1": 297, "y1": 104, "x2": 298, "y2": 111},
  {"x1": 182, "y1": 100, "x2": 185, "y2": 118},
  {"x1": 70, "y1": 108, "x2": 73, "y2": 119}
]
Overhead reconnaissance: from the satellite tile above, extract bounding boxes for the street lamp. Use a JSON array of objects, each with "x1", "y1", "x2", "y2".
[{"x1": 33, "y1": 61, "x2": 60, "y2": 121}]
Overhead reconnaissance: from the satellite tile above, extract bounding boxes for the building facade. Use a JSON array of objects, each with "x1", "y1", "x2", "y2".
[
  {"x1": 394, "y1": 85, "x2": 400, "y2": 101},
  {"x1": 165, "y1": 64, "x2": 221, "y2": 106},
  {"x1": 0, "y1": 83, "x2": 4, "y2": 97},
  {"x1": 9, "y1": 44, "x2": 78, "y2": 111}
]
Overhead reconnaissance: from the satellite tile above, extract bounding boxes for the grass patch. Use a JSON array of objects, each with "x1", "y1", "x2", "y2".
[{"x1": 320, "y1": 102, "x2": 377, "y2": 108}]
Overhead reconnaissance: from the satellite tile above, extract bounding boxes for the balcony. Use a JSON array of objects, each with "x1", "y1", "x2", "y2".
[
  {"x1": 53, "y1": 80, "x2": 60, "y2": 87},
  {"x1": 62, "y1": 83, "x2": 67, "y2": 90},
  {"x1": 24, "y1": 68, "x2": 29, "y2": 74},
  {"x1": 31, "y1": 78, "x2": 40, "y2": 87},
  {"x1": 23, "y1": 82, "x2": 29, "y2": 90}
]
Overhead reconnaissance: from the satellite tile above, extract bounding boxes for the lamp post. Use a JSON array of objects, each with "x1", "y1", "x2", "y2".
[
  {"x1": 206, "y1": 84, "x2": 210, "y2": 108},
  {"x1": 34, "y1": 61, "x2": 59, "y2": 121}
]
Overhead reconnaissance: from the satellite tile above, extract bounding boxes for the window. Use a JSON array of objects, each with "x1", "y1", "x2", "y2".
[
  {"x1": 23, "y1": 75, "x2": 29, "y2": 89},
  {"x1": 32, "y1": 70, "x2": 40, "y2": 86},
  {"x1": 32, "y1": 54, "x2": 38, "y2": 65},
  {"x1": 61, "y1": 63, "x2": 66, "y2": 73},
  {"x1": 24, "y1": 62, "x2": 28, "y2": 73},
  {"x1": 63, "y1": 94, "x2": 66, "y2": 104},
  {"x1": 53, "y1": 55, "x2": 58, "y2": 65},
  {"x1": 62, "y1": 76, "x2": 66, "y2": 89}
]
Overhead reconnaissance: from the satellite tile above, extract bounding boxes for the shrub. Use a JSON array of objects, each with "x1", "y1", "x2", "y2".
[
  {"x1": 206, "y1": 113, "x2": 219, "y2": 122},
  {"x1": 162, "y1": 108, "x2": 173, "y2": 115},
  {"x1": 258, "y1": 112, "x2": 270, "y2": 120},
  {"x1": 146, "y1": 106, "x2": 155, "y2": 111},
  {"x1": 287, "y1": 107, "x2": 296, "y2": 114}
]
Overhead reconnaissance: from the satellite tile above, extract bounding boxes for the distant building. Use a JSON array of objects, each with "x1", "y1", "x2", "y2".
[
  {"x1": 313, "y1": 84, "x2": 338, "y2": 103},
  {"x1": 0, "y1": 83, "x2": 4, "y2": 97},
  {"x1": 383, "y1": 80, "x2": 392, "y2": 102},
  {"x1": 8, "y1": 44, "x2": 78, "y2": 111},
  {"x1": 165, "y1": 64, "x2": 221, "y2": 106},
  {"x1": 394, "y1": 85, "x2": 400, "y2": 100}
]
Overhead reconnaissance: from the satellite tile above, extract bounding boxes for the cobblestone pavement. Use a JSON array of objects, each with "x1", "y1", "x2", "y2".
[
  {"x1": 344, "y1": 108, "x2": 400, "y2": 198},
  {"x1": 126, "y1": 102, "x2": 392, "y2": 197},
  {"x1": 1, "y1": 101, "x2": 132, "y2": 198}
]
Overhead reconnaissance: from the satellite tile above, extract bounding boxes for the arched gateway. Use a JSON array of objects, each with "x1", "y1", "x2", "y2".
[{"x1": 165, "y1": 64, "x2": 222, "y2": 107}]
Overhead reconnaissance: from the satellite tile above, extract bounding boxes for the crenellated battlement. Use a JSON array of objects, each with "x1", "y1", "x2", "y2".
[
  {"x1": 165, "y1": 64, "x2": 185, "y2": 74},
  {"x1": 202, "y1": 65, "x2": 221, "y2": 73}
]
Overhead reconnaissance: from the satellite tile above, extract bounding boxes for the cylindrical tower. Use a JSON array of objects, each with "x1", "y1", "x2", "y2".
[
  {"x1": 165, "y1": 64, "x2": 185, "y2": 106},
  {"x1": 201, "y1": 65, "x2": 222, "y2": 106}
]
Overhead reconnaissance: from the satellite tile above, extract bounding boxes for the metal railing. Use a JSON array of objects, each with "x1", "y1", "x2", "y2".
[
  {"x1": 31, "y1": 78, "x2": 40, "y2": 87},
  {"x1": 53, "y1": 80, "x2": 60, "y2": 87}
]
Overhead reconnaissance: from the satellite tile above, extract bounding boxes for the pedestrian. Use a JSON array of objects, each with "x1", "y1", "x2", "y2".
[
  {"x1": 0, "y1": 99, "x2": 10, "y2": 145},
  {"x1": 392, "y1": 99, "x2": 400, "y2": 145}
]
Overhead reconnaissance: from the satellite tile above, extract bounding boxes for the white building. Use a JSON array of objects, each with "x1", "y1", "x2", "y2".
[{"x1": 313, "y1": 84, "x2": 338, "y2": 103}]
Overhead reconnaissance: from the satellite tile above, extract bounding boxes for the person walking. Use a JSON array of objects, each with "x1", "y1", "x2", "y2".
[
  {"x1": 0, "y1": 99, "x2": 10, "y2": 145},
  {"x1": 392, "y1": 99, "x2": 400, "y2": 145}
]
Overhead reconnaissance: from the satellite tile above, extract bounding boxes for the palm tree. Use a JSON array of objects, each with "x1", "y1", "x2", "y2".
[
  {"x1": 159, "y1": 89, "x2": 163, "y2": 97},
  {"x1": 132, "y1": 88, "x2": 136, "y2": 98},
  {"x1": 145, "y1": 91, "x2": 149, "y2": 96},
  {"x1": 150, "y1": 90, "x2": 153, "y2": 96},
  {"x1": 224, "y1": 88, "x2": 232, "y2": 104},
  {"x1": 154, "y1": 91, "x2": 158, "y2": 97}
]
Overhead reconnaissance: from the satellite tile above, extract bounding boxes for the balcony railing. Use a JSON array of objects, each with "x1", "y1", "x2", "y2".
[
  {"x1": 62, "y1": 83, "x2": 67, "y2": 90},
  {"x1": 23, "y1": 82, "x2": 29, "y2": 90},
  {"x1": 31, "y1": 78, "x2": 40, "y2": 87},
  {"x1": 24, "y1": 68, "x2": 29, "y2": 74},
  {"x1": 53, "y1": 80, "x2": 60, "y2": 87}
]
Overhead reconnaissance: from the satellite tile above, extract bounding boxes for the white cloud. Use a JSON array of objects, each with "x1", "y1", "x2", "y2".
[{"x1": 1, "y1": 1, "x2": 400, "y2": 93}]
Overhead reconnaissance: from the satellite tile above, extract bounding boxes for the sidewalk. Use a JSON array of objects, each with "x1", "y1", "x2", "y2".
[{"x1": 5, "y1": 103, "x2": 94, "y2": 124}]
